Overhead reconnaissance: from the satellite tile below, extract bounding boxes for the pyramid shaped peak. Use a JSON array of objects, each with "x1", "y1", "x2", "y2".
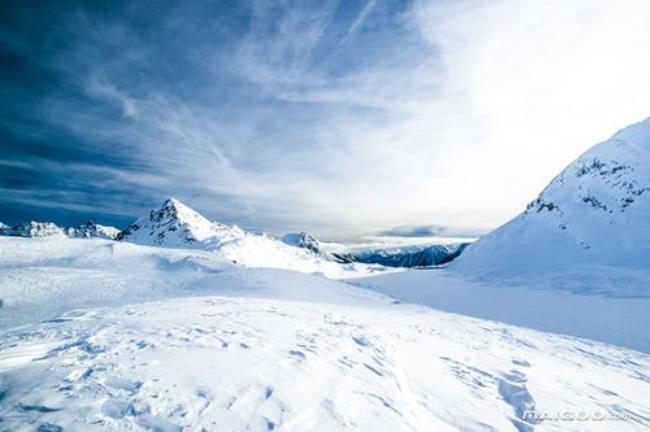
[
  {"x1": 118, "y1": 197, "x2": 239, "y2": 247},
  {"x1": 162, "y1": 197, "x2": 184, "y2": 208},
  {"x1": 150, "y1": 198, "x2": 209, "y2": 224}
]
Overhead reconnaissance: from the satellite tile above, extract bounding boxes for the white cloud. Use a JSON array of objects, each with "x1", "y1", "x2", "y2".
[
  {"x1": 404, "y1": 0, "x2": 650, "y2": 226},
  {"x1": 29, "y1": 0, "x2": 650, "y2": 238},
  {"x1": 277, "y1": 0, "x2": 650, "y2": 237}
]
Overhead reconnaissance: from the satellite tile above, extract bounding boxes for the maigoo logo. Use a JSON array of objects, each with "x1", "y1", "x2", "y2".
[{"x1": 522, "y1": 410, "x2": 632, "y2": 422}]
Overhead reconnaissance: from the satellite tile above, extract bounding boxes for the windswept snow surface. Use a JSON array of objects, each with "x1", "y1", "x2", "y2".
[
  {"x1": 0, "y1": 237, "x2": 383, "y2": 329},
  {"x1": 1, "y1": 238, "x2": 650, "y2": 431},
  {"x1": 354, "y1": 268, "x2": 650, "y2": 353}
]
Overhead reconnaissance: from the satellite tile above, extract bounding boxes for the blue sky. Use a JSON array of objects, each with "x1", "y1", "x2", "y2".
[{"x1": 1, "y1": 0, "x2": 649, "y2": 239}]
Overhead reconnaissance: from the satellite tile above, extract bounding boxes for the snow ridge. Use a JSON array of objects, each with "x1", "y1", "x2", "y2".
[
  {"x1": 118, "y1": 198, "x2": 244, "y2": 247},
  {"x1": 455, "y1": 117, "x2": 650, "y2": 274},
  {"x1": 118, "y1": 199, "x2": 384, "y2": 278},
  {"x1": 344, "y1": 243, "x2": 469, "y2": 268},
  {"x1": 66, "y1": 220, "x2": 121, "y2": 240},
  {"x1": 4, "y1": 221, "x2": 65, "y2": 237}
]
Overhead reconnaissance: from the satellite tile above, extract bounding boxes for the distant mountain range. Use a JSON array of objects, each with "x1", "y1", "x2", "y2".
[
  {"x1": 1, "y1": 198, "x2": 467, "y2": 269},
  {"x1": 12, "y1": 116, "x2": 648, "y2": 274},
  {"x1": 280, "y1": 231, "x2": 470, "y2": 268},
  {"x1": 0, "y1": 220, "x2": 120, "y2": 239}
]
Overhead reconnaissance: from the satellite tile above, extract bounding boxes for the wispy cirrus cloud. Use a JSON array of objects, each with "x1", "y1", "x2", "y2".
[{"x1": 1, "y1": 0, "x2": 649, "y2": 239}]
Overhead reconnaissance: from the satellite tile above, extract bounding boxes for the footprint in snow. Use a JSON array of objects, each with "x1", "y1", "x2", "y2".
[
  {"x1": 101, "y1": 398, "x2": 135, "y2": 419},
  {"x1": 352, "y1": 336, "x2": 370, "y2": 347},
  {"x1": 37, "y1": 423, "x2": 63, "y2": 432},
  {"x1": 498, "y1": 370, "x2": 540, "y2": 432},
  {"x1": 105, "y1": 376, "x2": 143, "y2": 394},
  {"x1": 289, "y1": 350, "x2": 306, "y2": 361}
]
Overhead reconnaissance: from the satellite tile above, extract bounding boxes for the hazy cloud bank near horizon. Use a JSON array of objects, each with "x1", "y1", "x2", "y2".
[{"x1": 1, "y1": 0, "x2": 649, "y2": 239}]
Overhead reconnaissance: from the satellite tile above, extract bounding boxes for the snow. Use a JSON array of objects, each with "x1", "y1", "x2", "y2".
[
  {"x1": 281, "y1": 231, "x2": 472, "y2": 268},
  {"x1": 0, "y1": 237, "x2": 385, "y2": 329},
  {"x1": 2, "y1": 121, "x2": 650, "y2": 430},
  {"x1": 65, "y1": 221, "x2": 121, "y2": 240},
  {"x1": 320, "y1": 234, "x2": 477, "y2": 254},
  {"x1": 118, "y1": 198, "x2": 390, "y2": 279},
  {"x1": 355, "y1": 119, "x2": 650, "y2": 352},
  {"x1": 352, "y1": 118, "x2": 650, "y2": 353},
  {"x1": 0, "y1": 220, "x2": 121, "y2": 240},
  {"x1": 280, "y1": 232, "x2": 322, "y2": 255},
  {"x1": 454, "y1": 117, "x2": 650, "y2": 275},
  {"x1": 346, "y1": 243, "x2": 468, "y2": 268},
  {"x1": 353, "y1": 268, "x2": 650, "y2": 353},
  {"x1": 1, "y1": 237, "x2": 650, "y2": 431},
  {"x1": 118, "y1": 198, "x2": 242, "y2": 246},
  {"x1": 2, "y1": 221, "x2": 65, "y2": 238}
]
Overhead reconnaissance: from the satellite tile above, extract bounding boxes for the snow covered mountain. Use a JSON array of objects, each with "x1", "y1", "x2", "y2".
[
  {"x1": 2, "y1": 221, "x2": 65, "y2": 237},
  {"x1": 66, "y1": 220, "x2": 121, "y2": 240},
  {"x1": 282, "y1": 231, "x2": 470, "y2": 267},
  {"x1": 342, "y1": 243, "x2": 469, "y2": 268},
  {"x1": 118, "y1": 198, "x2": 245, "y2": 247},
  {"x1": 356, "y1": 118, "x2": 650, "y2": 352},
  {"x1": 0, "y1": 220, "x2": 121, "y2": 239},
  {"x1": 119, "y1": 198, "x2": 383, "y2": 278},
  {"x1": 281, "y1": 231, "x2": 359, "y2": 263},
  {"x1": 455, "y1": 117, "x2": 650, "y2": 275},
  {"x1": 281, "y1": 231, "x2": 323, "y2": 255}
]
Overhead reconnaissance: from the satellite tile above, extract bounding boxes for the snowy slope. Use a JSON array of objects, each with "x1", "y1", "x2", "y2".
[
  {"x1": 119, "y1": 199, "x2": 387, "y2": 278},
  {"x1": 353, "y1": 118, "x2": 650, "y2": 353},
  {"x1": 118, "y1": 198, "x2": 244, "y2": 247},
  {"x1": 354, "y1": 268, "x2": 650, "y2": 353},
  {"x1": 1, "y1": 237, "x2": 649, "y2": 431},
  {"x1": 454, "y1": 117, "x2": 650, "y2": 275},
  {"x1": 0, "y1": 237, "x2": 386, "y2": 329}
]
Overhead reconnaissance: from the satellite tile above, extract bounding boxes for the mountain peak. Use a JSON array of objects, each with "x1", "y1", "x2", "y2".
[
  {"x1": 119, "y1": 198, "x2": 238, "y2": 247},
  {"x1": 150, "y1": 198, "x2": 210, "y2": 226},
  {"x1": 455, "y1": 117, "x2": 650, "y2": 274},
  {"x1": 12, "y1": 221, "x2": 65, "y2": 237},
  {"x1": 281, "y1": 231, "x2": 322, "y2": 254},
  {"x1": 66, "y1": 220, "x2": 121, "y2": 239}
]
